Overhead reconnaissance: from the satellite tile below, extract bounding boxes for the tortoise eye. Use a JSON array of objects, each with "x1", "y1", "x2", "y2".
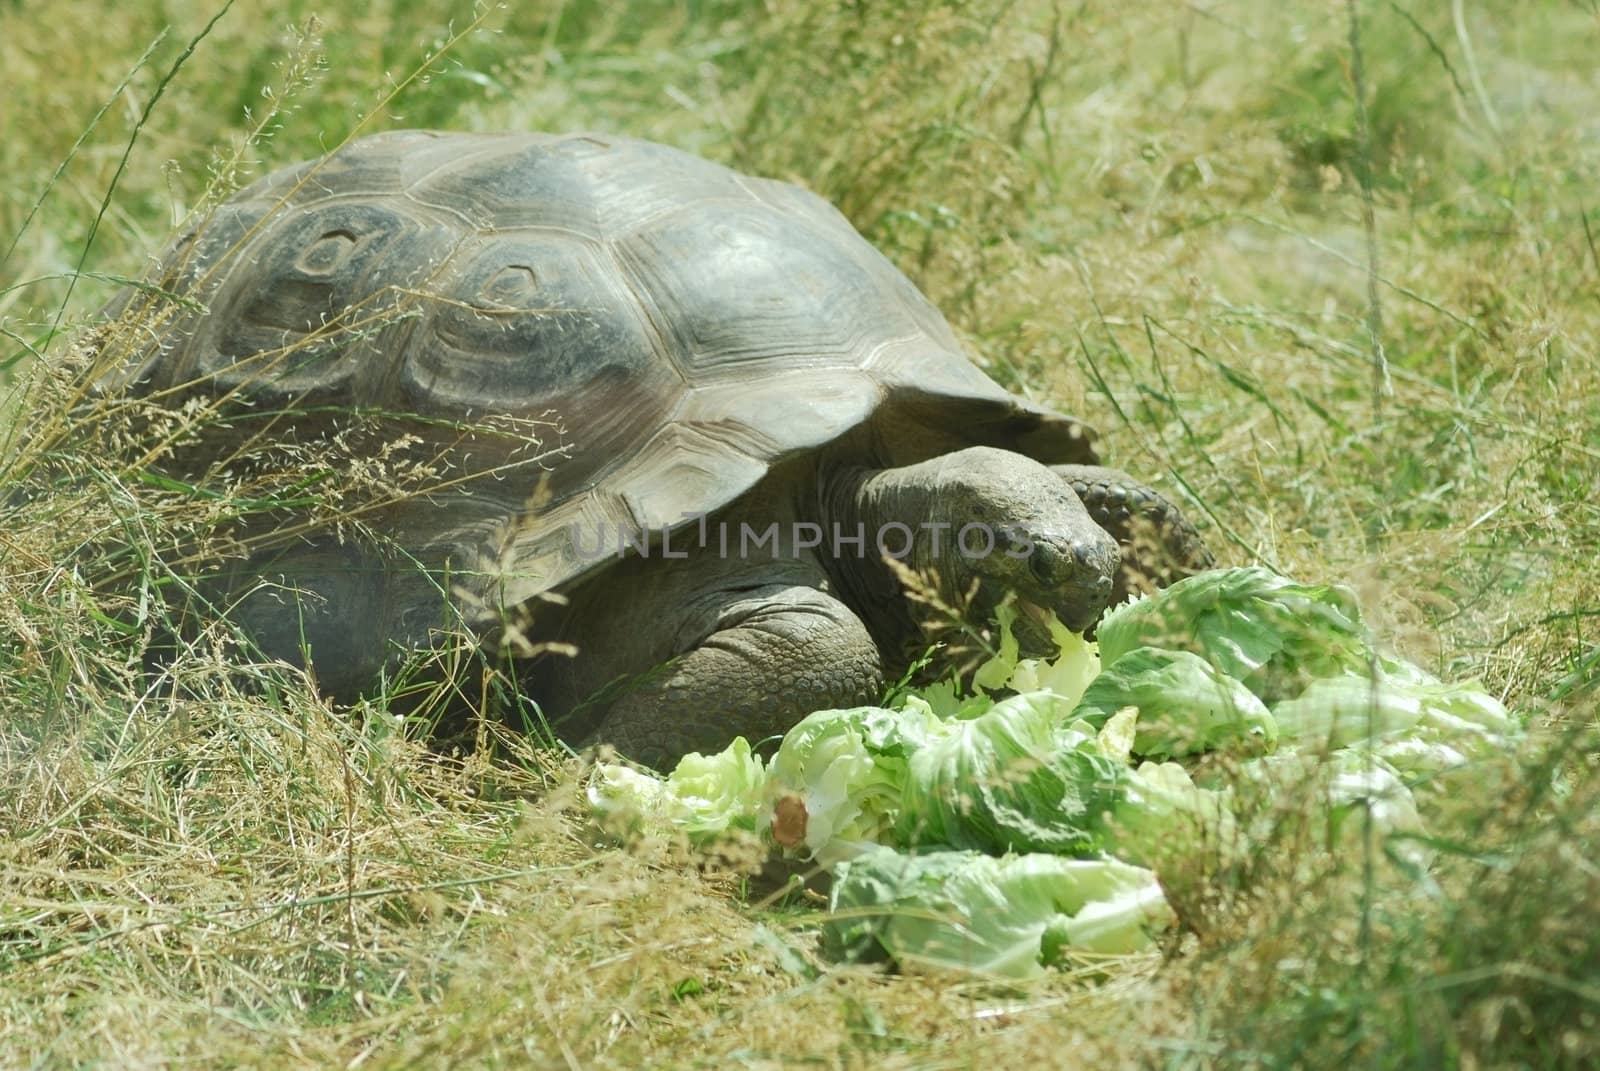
[{"x1": 295, "y1": 229, "x2": 358, "y2": 275}]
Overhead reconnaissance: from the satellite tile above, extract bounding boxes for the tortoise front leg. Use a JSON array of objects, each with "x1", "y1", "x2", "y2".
[
  {"x1": 1050, "y1": 464, "x2": 1215, "y2": 602},
  {"x1": 581, "y1": 583, "x2": 885, "y2": 770}
]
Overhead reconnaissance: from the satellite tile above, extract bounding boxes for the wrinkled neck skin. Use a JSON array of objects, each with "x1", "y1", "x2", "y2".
[{"x1": 816, "y1": 461, "x2": 972, "y2": 657}]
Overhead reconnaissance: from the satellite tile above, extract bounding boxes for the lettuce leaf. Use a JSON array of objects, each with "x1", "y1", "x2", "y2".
[
  {"x1": 1071, "y1": 646, "x2": 1278, "y2": 758},
  {"x1": 1227, "y1": 748, "x2": 1432, "y2": 873},
  {"x1": 824, "y1": 846, "x2": 1173, "y2": 979},
  {"x1": 763, "y1": 702, "x2": 941, "y2": 865},
  {"x1": 1269, "y1": 675, "x2": 1425, "y2": 745},
  {"x1": 589, "y1": 736, "x2": 766, "y2": 843},
  {"x1": 1097, "y1": 567, "x2": 1372, "y2": 703},
  {"x1": 1102, "y1": 759, "x2": 1241, "y2": 872},
  {"x1": 972, "y1": 600, "x2": 1100, "y2": 706},
  {"x1": 895, "y1": 692, "x2": 1127, "y2": 854},
  {"x1": 1271, "y1": 672, "x2": 1518, "y2": 756}
]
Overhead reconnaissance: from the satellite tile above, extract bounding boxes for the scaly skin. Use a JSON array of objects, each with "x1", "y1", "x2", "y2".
[
  {"x1": 1051, "y1": 464, "x2": 1215, "y2": 603},
  {"x1": 584, "y1": 582, "x2": 885, "y2": 769}
]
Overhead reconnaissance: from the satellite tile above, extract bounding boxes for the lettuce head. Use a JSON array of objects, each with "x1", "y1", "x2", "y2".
[
  {"x1": 1271, "y1": 672, "x2": 1518, "y2": 755},
  {"x1": 763, "y1": 702, "x2": 940, "y2": 865},
  {"x1": 1228, "y1": 748, "x2": 1432, "y2": 874},
  {"x1": 1101, "y1": 759, "x2": 1241, "y2": 872},
  {"x1": 895, "y1": 692, "x2": 1127, "y2": 855}
]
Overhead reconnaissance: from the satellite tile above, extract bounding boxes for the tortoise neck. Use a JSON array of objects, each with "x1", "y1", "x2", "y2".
[{"x1": 817, "y1": 462, "x2": 926, "y2": 657}]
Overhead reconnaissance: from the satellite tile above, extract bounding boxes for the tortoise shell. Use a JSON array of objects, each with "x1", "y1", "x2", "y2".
[{"x1": 102, "y1": 131, "x2": 1097, "y2": 690}]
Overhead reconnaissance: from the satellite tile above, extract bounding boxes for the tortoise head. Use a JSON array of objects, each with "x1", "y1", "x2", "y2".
[
  {"x1": 853, "y1": 445, "x2": 1119, "y2": 635},
  {"x1": 934, "y1": 448, "x2": 1120, "y2": 634}
]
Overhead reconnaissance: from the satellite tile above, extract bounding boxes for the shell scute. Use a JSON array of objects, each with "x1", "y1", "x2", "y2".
[
  {"x1": 613, "y1": 199, "x2": 917, "y2": 379},
  {"x1": 401, "y1": 231, "x2": 673, "y2": 419},
  {"x1": 194, "y1": 199, "x2": 435, "y2": 401}
]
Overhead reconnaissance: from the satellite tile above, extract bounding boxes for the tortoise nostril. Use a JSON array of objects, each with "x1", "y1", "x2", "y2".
[{"x1": 1071, "y1": 541, "x2": 1101, "y2": 569}]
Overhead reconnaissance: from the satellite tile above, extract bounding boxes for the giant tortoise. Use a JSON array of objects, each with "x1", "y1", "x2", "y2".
[{"x1": 98, "y1": 130, "x2": 1211, "y2": 767}]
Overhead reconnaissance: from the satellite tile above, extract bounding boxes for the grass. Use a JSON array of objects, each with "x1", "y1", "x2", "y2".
[{"x1": 3, "y1": 0, "x2": 1598, "y2": 1066}]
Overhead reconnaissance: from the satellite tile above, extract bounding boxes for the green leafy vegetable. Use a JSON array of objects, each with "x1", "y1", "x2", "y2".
[
  {"x1": 1323, "y1": 759, "x2": 1429, "y2": 872},
  {"x1": 1227, "y1": 748, "x2": 1432, "y2": 873},
  {"x1": 763, "y1": 702, "x2": 940, "y2": 865},
  {"x1": 824, "y1": 846, "x2": 1173, "y2": 979},
  {"x1": 1268, "y1": 675, "x2": 1424, "y2": 745},
  {"x1": 1098, "y1": 567, "x2": 1373, "y2": 702},
  {"x1": 1271, "y1": 672, "x2": 1517, "y2": 755},
  {"x1": 1071, "y1": 646, "x2": 1278, "y2": 757},
  {"x1": 972, "y1": 600, "x2": 1100, "y2": 705},
  {"x1": 584, "y1": 564, "x2": 1527, "y2": 980},
  {"x1": 895, "y1": 693, "x2": 1126, "y2": 854},
  {"x1": 588, "y1": 736, "x2": 766, "y2": 842},
  {"x1": 766, "y1": 691, "x2": 1236, "y2": 875},
  {"x1": 1102, "y1": 759, "x2": 1240, "y2": 871}
]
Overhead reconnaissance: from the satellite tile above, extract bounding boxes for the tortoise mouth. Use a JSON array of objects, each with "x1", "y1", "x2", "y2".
[
  {"x1": 1010, "y1": 531, "x2": 1119, "y2": 634},
  {"x1": 1056, "y1": 592, "x2": 1112, "y2": 635},
  {"x1": 969, "y1": 571, "x2": 1111, "y2": 640}
]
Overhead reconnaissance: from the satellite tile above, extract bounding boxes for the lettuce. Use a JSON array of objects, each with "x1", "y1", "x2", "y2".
[
  {"x1": 1269, "y1": 675, "x2": 1426, "y2": 745},
  {"x1": 1227, "y1": 748, "x2": 1432, "y2": 873},
  {"x1": 763, "y1": 702, "x2": 941, "y2": 865},
  {"x1": 895, "y1": 692, "x2": 1126, "y2": 854},
  {"x1": 1071, "y1": 646, "x2": 1277, "y2": 758},
  {"x1": 1324, "y1": 759, "x2": 1429, "y2": 872},
  {"x1": 588, "y1": 763, "x2": 675, "y2": 837},
  {"x1": 586, "y1": 564, "x2": 1526, "y2": 981},
  {"x1": 1097, "y1": 567, "x2": 1372, "y2": 703},
  {"x1": 1271, "y1": 672, "x2": 1517, "y2": 756},
  {"x1": 824, "y1": 846, "x2": 1174, "y2": 979},
  {"x1": 972, "y1": 600, "x2": 1100, "y2": 706},
  {"x1": 1407, "y1": 674, "x2": 1516, "y2": 738},
  {"x1": 588, "y1": 736, "x2": 766, "y2": 843},
  {"x1": 1103, "y1": 759, "x2": 1241, "y2": 871},
  {"x1": 765, "y1": 695, "x2": 1131, "y2": 863},
  {"x1": 763, "y1": 690, "x2": 1239, "y2": 872}
]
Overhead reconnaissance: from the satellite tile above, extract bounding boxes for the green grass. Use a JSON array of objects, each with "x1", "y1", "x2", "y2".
[{"x1": 3, "y1": 0, "x2": 1599, "y2": 1066}]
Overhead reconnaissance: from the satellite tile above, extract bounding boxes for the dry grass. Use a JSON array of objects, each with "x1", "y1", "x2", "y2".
[{"x1": 3, "y1": 1, "x2": 1598, "y2": 1067}]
